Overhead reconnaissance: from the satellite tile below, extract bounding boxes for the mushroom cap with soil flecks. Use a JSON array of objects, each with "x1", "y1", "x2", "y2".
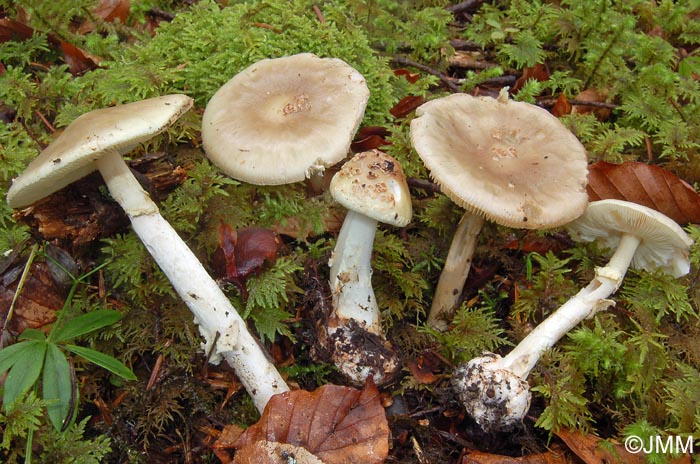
[
  {"x1": 410, "y1": 89, "x2": 589, "y2": 228},
  {"x1": 325, "y1": 149, "x2": 412, "y2": 386}
]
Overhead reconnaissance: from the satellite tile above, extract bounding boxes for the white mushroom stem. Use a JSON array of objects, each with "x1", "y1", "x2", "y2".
[
  {"x1": 454, "y1": 233, "x2": 642, "y2": 431},
  {"x1": 329, "y1": 210, "x2": 380, "y2": 333},
  {"x1": 426, "y1": 212, "x2": 485, "y2": 331},
  {"x1": 95, "y1": 150, "x2": 289, "y2": 412}
]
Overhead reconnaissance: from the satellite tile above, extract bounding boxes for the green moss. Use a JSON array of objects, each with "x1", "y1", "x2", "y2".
[{"x1": 58, "y1": 1, "x2": 400, "y2": 126}]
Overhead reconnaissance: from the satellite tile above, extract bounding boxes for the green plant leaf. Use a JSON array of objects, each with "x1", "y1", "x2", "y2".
[
  {"x1": 51, "y1": 309, "x2": 122, "y2": 343},
  {"x1": 19, "y1": 328, "x2": 47, "y2": 341},
  {"x1": 3, "y1": 340, "x2": 47, "y2": 411},
  {"x1": 0, "y1": 340, "x2": 36, "y2": 374},
  {"x1": 43, "y1": 343, "x2": 74, "y2": 431},
  {"x1": 65, "y1": 344, "x2": 136, "y2": 380}
]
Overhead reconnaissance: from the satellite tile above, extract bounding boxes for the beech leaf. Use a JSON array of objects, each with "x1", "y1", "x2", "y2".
[
  {"x1": 587, "y1": 161, "x2": 700, "y2": 224},
  {"x1": 234, "y1": 380, "x2": 389, "y2": 464}
]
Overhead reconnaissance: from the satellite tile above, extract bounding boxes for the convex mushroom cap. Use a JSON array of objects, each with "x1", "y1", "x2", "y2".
[
  {"x1": 566, "y1": 199, "x2": 693, "y2": 278},
  {"x1": 329, "y1": 149, "x2": 412, "y2": 227},
  {"x1": 7, "y1": 94, "x2": 193, "y2": 209},
  {"x1": 202, "y1": 53, "x2": 370, "y2": 185},
  {"x1": 410, "y1": 89, "x2": 589, "y2": 228}
]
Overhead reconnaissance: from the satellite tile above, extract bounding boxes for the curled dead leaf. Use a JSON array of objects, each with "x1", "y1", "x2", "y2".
[
  {"x1": 233, "y1": 380, "x2": 390, "y2": 464},
  {"x1": 587, "y1": 161, "x2": 700, "y2": 224},
  {"x1": 0, "y1": 244, "x2": 76, "y2": 335},
  {"x1": 212, "y1": 223, "x2": 282, "y2": 284},
  {"x1": 351, "y1": 126, "x2": 391, "y2": 152},
  {"x1": 390, "y1": 95, "x2": 426, "y2": 118}
]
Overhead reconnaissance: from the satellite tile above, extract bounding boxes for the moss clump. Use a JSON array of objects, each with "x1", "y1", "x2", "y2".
[{"x1": 54, "y1": 0, "x2": 400, "y2": 127}]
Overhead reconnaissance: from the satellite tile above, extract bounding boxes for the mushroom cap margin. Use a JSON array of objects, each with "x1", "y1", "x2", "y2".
[
  {"x1": 566, "y1": 199, "x2": 693, "y2": 278},
  {"x1": 7, "y1": 94, "x2": 194, "y2": 208}
]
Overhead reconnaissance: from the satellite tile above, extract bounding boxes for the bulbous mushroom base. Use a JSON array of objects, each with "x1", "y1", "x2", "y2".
[
  {"x1": 452, "y1": 353, "x2": 531, "y2": 432},
  {"x1": 328, "y1": 319, "x2": 400, "y2": 387}
]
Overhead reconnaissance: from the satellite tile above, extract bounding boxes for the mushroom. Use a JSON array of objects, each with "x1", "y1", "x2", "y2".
[
  {"x1": 6, "y1": 95, "x2": 288, "y2": 412},
  {"x1": 326, "y1": 149, "x2": 412, "y2": 386},
  {"x1": 410, "y1": 89, "x2": 589, "y2": 330},
  {"x1": 451, "y1": 199, "x2": 693, "y2": 431},
  {"x1": 201, "y1": 53, "x2": 369, "y2": 186}
]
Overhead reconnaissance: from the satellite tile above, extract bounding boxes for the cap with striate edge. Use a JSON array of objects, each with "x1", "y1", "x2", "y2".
[
  {"x1": 7, "y1": 94, "x2": 193, "y2": 210},
  {"x1": 410, "y1": 89, "x2": 589, "y2": 228},
  {"x1": 566, "y1": 199, "x2": 692, "y2": 278},
  {"x1": 201, "y1": 53, "x2": 370, "y2": 185}
]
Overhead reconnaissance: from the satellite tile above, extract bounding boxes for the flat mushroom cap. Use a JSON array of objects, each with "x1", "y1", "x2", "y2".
[
  {"x1": 409, "y1": 90, "x2": 589, "y2": 229},
  {"x1": 566, "y1": 199, "x2": 693, "y2": 278},
  {"x1": 201, "y1": 53, "x2": 370, "y2": 185},
  {"x1": 7, "y1": 94, "x2": 194, "y2": 208},
  {"x1": 329, "y1": 149, "x2": 412, "y2": 227}
]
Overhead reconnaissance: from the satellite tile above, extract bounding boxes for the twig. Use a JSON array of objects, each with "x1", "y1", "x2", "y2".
[
  {"x1": 537, "y1": 97, "x2": 619, "y2": 110},
  {"x1": 312, "y1": 4, "x2": 325, "y2": 23},
  {"x1": 391, "y1": 56, "x2": 461, "y2": 93},
  {"x1": 446, "y1": 0, "x2": 486, "y2": 14},
  {"x1": 407, "y1": 177, "x2": 441, "y2": 194},
  {"x1": 2, "y1": 243, "x2": 39, "y2": 338}
]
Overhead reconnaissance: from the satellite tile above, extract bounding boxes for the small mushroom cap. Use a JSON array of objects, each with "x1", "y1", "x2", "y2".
[
  {"x1": 201, "y1": 53, "x2": 369, "y2": 185},
  {"x1": 7, "y1": 94, "x2": 194, "y2": 208},
  {"x1": 329, "y1": 149, "x2": 412, "y2": 227},
  {"x1": 566, "y1": 199, "x2": 693, "y2": 278},
  {"x1": 410, "y1": 91, "x2": 589, "y2": 229}
]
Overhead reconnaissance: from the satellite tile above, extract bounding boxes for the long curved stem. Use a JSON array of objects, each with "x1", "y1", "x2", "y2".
[
  {"x1": 95, "y1": 151, "x2": 289, "y2": 412},
  {"x1": 500, "y1": 233, "x2": 641, "y2": 379},
  {"x1": 426, "y1": 212, "x2": 485, "y2": 330}
]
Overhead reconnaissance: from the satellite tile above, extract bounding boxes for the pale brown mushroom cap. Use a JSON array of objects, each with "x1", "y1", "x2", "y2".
[
  {"x1": 7, "y1": 94, "x2": 194, "y2": 208},
  {"x1": 566, "y1": 199, "x2": 693, "y2": 278},
  {"x1": 329, "y1": 149, "x2": 412, "y2": 227},
  {"x1": 201, "y1": 53, "x2": 369, "y2": 185},
  {"x1": 409, "y1": 91, "x2": 589, "y2": 229}
]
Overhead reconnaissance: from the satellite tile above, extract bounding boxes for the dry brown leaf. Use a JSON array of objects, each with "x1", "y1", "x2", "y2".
[
  {"x1": 351, "y1": 126, "x2": 391, "y2": 152},
  {"x1": 92, "y1": 0, "x2": 131, "y2": 23},
  {"x1": 394, "y1": 68, "x2": 421, "y2": 83},
  {"x1": 60, "y1": 41, "x2": 100, "y2": 76},
  {"x1": 462, "y1": 445, "x2": 573, "y2": 464},
  {"x1": 77, "y1": 0, "x2": 131, "y2": 33},
  {"x1": 551, "y1": 93, "x2": 572, "y2": 117},
  {"x1": 0, "y1": 18, "x2": 35, "y2": 42},
  {"x1": 587, "y1": 161, "x2": 700, "y2": 224},
  {"x1": 234, "y1": 440, "x2": 325, "y2": 464},
  {"x1": 571, "y1": 89, "x2": 611, "y2": 120},
  {"x1": 0, "y1": 18, "x2": 100, "y2": 76},
  {"x1": 0, "y1": 247, "x2": 75, "y2": 334},
  {"x1": 390, "y1": 95, "x2": 426, "y2": 118},
  {"x1": 234, "y1": 381, "x2": 390, "y2": 464},
  {"x1": 555, "y1": 429, "x2": 691, "y2": 464},
  {"x1": 513, "y1": 63, "x2": 550, "y2": 93}
]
